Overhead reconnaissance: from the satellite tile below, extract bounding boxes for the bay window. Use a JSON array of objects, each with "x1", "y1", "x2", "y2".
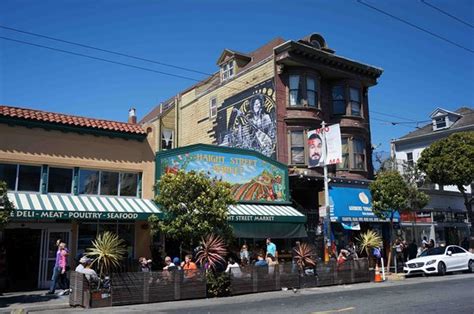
[
  {"x1": 79, "y1": 169, "x2": 139, "y2": 196},
  {"x1": 337, "y1": 137, "x2": 366, "y2": 170},
  {"x1": 332, "y1": 86, "x2": 346, "y2": 115},
  {"x1": 349, "y1": 88, "x2": 361, "y2": 116},
  {"x1": 332, "y1": 85, "x2": 364, "y2": 117},
  {"x1": 290, "y1": 130, "x2": 305, "y2": 164},
  {"x1": 288, "y1": 73, "x2": 319, "y2": 108}
]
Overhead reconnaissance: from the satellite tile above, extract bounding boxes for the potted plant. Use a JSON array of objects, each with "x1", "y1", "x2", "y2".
[
  {"x1": 85, "y1": 231, "x2": 126, "y2": 307},
  {"x1": 357, "y1": 230, "x2": 383, "y2": 269}
]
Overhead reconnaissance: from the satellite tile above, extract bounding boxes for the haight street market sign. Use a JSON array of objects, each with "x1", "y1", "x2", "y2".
[
  {"x1": 156, "y1": 145, "x2": 290, "y2": 203},
  {"x1": 11, "y1": 210, "x2": 151, "y2": 221}
]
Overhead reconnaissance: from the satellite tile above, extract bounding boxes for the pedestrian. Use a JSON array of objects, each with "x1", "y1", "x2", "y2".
[
  {"x1": 75, "y1": 256, "x2": 98, "y2": 282},
  {"x1": 46, "y1": 239, "x2": 63, "y2": 295},
  {"x1": 266, "y1": 238, "x2": 277, "y2": 259},
  {"x1": 225, "y1": 257, "x2": 242, "y2": 278},
  {"x1": 407, "y1": 239, "x2": 418, "y2": 260},
  {"x1": 393, "y1": 239, "x2": 404, "y2": 272},
  {"x1": 291, "y1": 241, "x2": 301, "y2": 272},
  {"x1": 254, "y1": 254, "x2": 268, "y2": 267},
  {"x1": 240, "y1": 244, "x2": 249, "y2": 266},
  {"x1": 173, "y1": 257, "x2": 182, "y2": 270},
  {"x1": 429, "y1": 239, "x2": 435, "y2": 249},
  {"x1": 421, "y1": 236, "x2": 428, "y2": 248},
  {"x1": 266, "y1": 253, "x2": 278, "y2": 274},
  {"x1": 57, "y1": 242, "x2": 70, "y2": 295},
  {"x1": 402, "y1": 240, "x2": 409, "y2": 262},
  {"x1": 372, "y1": 246, "x2": 382, "y2": 267},
  {"x1": 182, "y1": 255, "x2": 198, "y2": 280},
  {"x1": 346, "y1": 241, "x2": 358, "y2": 260},
  {"x1": 461, "y1": 237, "x2": 469, "y2": 251},
  {"x1": 138, "y1": 257, "x2": 152, "y2": 272},
  {"x1": 337, "y1": 249, "x2": 349, "y2": 270}
]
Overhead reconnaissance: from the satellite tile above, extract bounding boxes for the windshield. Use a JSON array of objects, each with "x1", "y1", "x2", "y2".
[{"x1": 420, "y1": 247, "x2": 446, "y2": 257}]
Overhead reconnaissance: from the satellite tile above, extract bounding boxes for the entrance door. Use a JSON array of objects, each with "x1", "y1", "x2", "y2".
[
  {"x1": 38, "y1": 229, "x2": 71, "y2": 289},
  {"x1": 4, "y1": 229, "x2": 42, "y2": 291}
]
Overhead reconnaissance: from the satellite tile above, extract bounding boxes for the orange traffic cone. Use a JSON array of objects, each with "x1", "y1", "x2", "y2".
[{"x1": 374, "y1": 264, "x2": 383, "y2": 282}]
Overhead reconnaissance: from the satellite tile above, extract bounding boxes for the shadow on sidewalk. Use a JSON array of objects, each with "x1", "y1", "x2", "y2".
[{"x1": 0, "y1": 290, "x2": 64, "y2": 309}]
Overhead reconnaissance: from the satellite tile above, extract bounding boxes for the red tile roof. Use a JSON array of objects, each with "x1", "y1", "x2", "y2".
[{"x1": 0, "y1": 105, "x2": 147, "y2": 135}]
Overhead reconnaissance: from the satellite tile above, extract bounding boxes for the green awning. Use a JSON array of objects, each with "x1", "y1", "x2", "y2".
[
  {"x1": 8, "y1": 192, "x2": 162, "y2": 221},
  {"x1": 228, "y1": 204, "x2": 307, "y2": 239}
]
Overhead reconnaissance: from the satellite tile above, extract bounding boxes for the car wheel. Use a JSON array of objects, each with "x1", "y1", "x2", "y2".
[
  {"x1": 437, "y1": 262, "x2": 446, "y2": 276},
  {"x1": 468, "y1": 260, "x2": 474, "y2": 273}
]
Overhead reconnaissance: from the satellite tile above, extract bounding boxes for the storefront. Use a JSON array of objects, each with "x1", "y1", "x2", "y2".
[
  {"x1": 4, "y1": 192, "x2": 161, "y2": 290},
  {"x1": 329, "y1": 184, "x2": 399, "y2": 253},
  {"x1": 155, "y1": 144, "x2": 308, "y2": 255}
]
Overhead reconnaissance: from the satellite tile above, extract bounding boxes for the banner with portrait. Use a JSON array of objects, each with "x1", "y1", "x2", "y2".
[{"x1": 307, "y1": 124, "x2": 342, "y2": 168}]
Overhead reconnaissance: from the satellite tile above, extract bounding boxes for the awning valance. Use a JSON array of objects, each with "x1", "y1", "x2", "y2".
[
  {"x1": 329, "y1": 186, "x2": 400, "y2": 223},
  {"x1": 8, "y1": 192, "x2": 162, "y2": 221},
  {"x1": 228, "y1": 204, "x2": 306, "y2": 223},
  {"x1": 228, "y1": 204, "x2": 307, "y2": 239}
]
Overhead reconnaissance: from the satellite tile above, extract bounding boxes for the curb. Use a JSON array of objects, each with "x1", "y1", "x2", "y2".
[{"x1": 8, "y1": 302, "x2": 69, "y2": 314}]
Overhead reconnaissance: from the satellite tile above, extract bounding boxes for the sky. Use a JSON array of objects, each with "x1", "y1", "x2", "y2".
[{"x1": 0, "y1": 0, "x2": 473, "y2": 154}]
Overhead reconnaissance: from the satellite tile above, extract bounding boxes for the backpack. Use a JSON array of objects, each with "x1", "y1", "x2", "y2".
[{"x1": 373, "y1": 247, "x2": 381, "y2": 259}]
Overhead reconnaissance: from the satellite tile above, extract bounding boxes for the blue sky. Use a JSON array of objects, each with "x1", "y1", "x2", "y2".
[{"x1": 1, "y1": 0, "x2": 473, "y2": 154}]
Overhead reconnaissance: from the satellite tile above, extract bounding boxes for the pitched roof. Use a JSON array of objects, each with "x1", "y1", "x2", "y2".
[
  {"x1": 0, "y1": 105, "x2": 146, "y2": 135},
  {"x1": 395, "y1": 107, "x2": 474, "y2": 142},
  {"x1": 140, "y1": 37, "x2": 286, "y2": 124}
]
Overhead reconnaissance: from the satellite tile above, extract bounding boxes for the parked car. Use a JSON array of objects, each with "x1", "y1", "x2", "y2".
[{"x1": 403, "y1": 245, "x2": 474, "y2": 276}]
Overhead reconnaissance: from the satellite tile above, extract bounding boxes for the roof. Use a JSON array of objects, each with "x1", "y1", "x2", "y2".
[
  {"x1": 0, "y1": 104, "x2": 147, "y2": 136},
  {"x1": 395, "y1": 107, "x2": 474, "y2": 142},
  {"x1": 141, "y1": 37, "x2": 286, "y2": 124}
]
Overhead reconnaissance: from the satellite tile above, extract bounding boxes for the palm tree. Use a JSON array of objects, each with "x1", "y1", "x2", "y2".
[{"x1": 86, "y1": 231, "x2": 127, "y2": 277}]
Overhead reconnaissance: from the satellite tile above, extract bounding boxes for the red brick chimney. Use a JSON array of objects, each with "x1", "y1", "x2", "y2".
[{"x1": 128, "y1": 108, "x2": 137, "y2": 124}]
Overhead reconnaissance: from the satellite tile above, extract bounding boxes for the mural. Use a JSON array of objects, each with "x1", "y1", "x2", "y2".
[
  {"x1": 159, "y1": 150, "x2": 288, "y2": 202},
  {"x1": 214, "y1": 79, "x2": 277, "y2": 159}
]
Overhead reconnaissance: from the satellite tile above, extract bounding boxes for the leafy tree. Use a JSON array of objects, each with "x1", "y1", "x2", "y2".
[
  {"x1": 149, "y1": 170, "x2": 235, "y2": 255},
  {"x1": 417, "y1": 132, "x2": 474, "y2": 237},
  {"x1": 0, "y1": 181, "x2": 14, "y2": 230}
]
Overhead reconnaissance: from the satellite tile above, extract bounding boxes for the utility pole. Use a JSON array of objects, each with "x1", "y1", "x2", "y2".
[{"x1": 322, "y1": 121, "x2": 331, "y2": 263}]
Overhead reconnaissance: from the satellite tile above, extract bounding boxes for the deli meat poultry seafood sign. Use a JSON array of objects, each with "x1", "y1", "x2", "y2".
[{"x1": 11, "y1": 210, "x2": 143, "y2": 220}]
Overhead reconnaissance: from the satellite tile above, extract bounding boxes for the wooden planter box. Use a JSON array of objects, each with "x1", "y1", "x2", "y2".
[{"x1": 69, "y1": 271, "x2": 111, "y2": 308}]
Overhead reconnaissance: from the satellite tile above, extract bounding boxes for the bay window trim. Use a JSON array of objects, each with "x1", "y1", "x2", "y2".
[
  {"x1": 331, "y1": 83, "x2": 364, "y2": 118},
  {"x1": 287, "y1": 71, "x2": 320, "y2": 109},
  {"x1": 336, "y1": 136, "x2": 367, "y2": 171}
]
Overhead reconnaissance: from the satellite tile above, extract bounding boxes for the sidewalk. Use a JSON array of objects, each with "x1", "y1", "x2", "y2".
[{"x1": 0, "y1": 290, "x2": 69, "y2": 314}]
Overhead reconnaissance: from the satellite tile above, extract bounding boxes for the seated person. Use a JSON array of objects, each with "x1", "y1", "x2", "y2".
[
  {"x1": 138, "y1": 257, "x2": 152, "y2": 272},
  {"x1": 182, "y1": 255, "x2": 198, "y2": 279},
  {"x1": 254, "y1": 254, "x2": 268, "y2": 267},
  {"x1": 75, "y1": 256, "x2": 98, "y2": 282},
  {"x1": 225, "y1": 257, "x2": 242, "y2": 278},
  {"x1": 163, "y1": 256, "x2": 176, "y2": 271}
]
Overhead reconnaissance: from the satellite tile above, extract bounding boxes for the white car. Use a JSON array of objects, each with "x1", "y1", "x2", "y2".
[{"x1": 403, "y1": 245, "x2": 474, "y2": 276}]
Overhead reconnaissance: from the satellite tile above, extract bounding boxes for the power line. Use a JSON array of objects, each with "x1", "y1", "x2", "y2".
[
  {"x1": 0, "y1": 25, "x2": 212, "y2": 76},
  {"x1": 370, "y1": 110, "x2": 419, "y2": 122},
  {"x1": 420, "y1": 0, "x2": 474, "y2": 29},
  {"x1": 356, "y1": 0, "x2": 474, "y2": 54}
]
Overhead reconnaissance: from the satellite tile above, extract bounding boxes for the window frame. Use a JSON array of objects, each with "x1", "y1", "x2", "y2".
[
  {"x1": 221, "y1": 60, "x2": 235, "y2": 82},
  {"x1": 406, "y1": 152, "x2": 414, "y2": 167},
  {"x1": 0, "y1": 163, "x2": 19, "y2": 191},
  {"x1": 331, "y1": 84, "x2": 364, "y2": 118},
  {"x1": 287, "y1": 72, "x2": 320, "y2": 108},
  {"x1": 78, "y1": 169, "x2": 140, "y2": 197},
  {"x1": 434, "y1": 116, "x2": 447, "y2": 129},
  {"x1": 349, "y1": 87, "x2": 362, "y2": 117},
  {"x1": 289, "y1": 130, "x2": 306, "y2": 165},
  {"x1": 161, "y1": 128, "x2": 174, "y2": 150},
  {"x1": 47, "y1": 166, "x2": 74, "y2": 194},
  {"x1": 336, "y1": 137, "x2": 367, "y2": 171},
  {"x1": 209, "y1": 96, "x2": 218, "y2": 119}
]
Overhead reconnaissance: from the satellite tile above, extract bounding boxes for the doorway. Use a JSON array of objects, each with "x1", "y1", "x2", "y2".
[
  {"x1": 38, "y1": 229, "x2": 71, "y2": 289},
  {"x1": 4, "y1": 229, "x2": 42, "y2": 291}
]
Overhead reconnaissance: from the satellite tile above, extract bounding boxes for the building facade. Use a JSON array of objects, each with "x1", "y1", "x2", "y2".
[
  {"x1": 0, "y1": 105, "x2": 161, "y2": 291},
  {"x1": 141, "y1": 33, "x2": 386, "y2": 252},
  {"x1": 391, "y1": 107, "x2": 473, "y2": 246}
]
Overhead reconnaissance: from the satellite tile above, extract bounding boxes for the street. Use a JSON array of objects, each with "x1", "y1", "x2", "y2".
[{"x1": 47, "y1": 273, "x2": 474, "y2": 314}]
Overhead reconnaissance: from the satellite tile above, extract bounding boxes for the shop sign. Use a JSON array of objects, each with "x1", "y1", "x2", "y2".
[
  {"x1": 157, "y1": 145, "x2": 289, "y2": 203},
  {"x1": 11, "y1": 210, "x2": 147, "y2": 221},
  {"x1": 400, "y1": 211, "x2": 432, "y2": 223},
  {"x1": 228, "y1": 215, "x2": 275, "y2": 222}
]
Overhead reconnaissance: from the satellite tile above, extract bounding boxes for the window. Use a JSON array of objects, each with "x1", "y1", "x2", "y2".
[
  {"x1": 307, "y1": 77, "x2": 317, "y2": 107},
  {"x1": 79, "y1": 169, "x2": 100, "y2": 194},
  {"x1": 221, "y1": 61, "x2": 234, "y2": 81},
  {"x1": 209, "y1": 97, "x2": 217, "y2": 118},
  {"x1": 353, "y1": 139, "x2": 366, "y2": 170},
  {"x1": 161, "y1": 128, "x2": 173, "y2": 150},
  {"x1": 336, "y1": 138, "x2": 366, "y2": 170},
  {"x1": 48, "y1": 167, "x2": 73, "y2": 193},
  {"x1": 100, "y1": 172, "x2": 119, "y2": 196},
  {"x1": 332, "y1": 86, "x2": 345, "y2": 115},
  {"x1": 17, "y1": 165, "x2": 41, "y2": 192},
  {"x1": 289, "y1": 74, "x2": 318, "y2": 108},
  {"x1": 289, "y1": 75, "x2": 301, "y2": 106},
  {"x1": 349, "y1": 88, "x2": 361, "y2": 116},
  {"x1": 120, "y1": 173, "x2": 138, "y2": 197},
  {"x1": 338, "y1": 138, "x2": 349, "y2": 169},
  {"x1": 434, "y1": 117, "x2": 446, "y2": 129},
  {"x1": 0, "y1": 163, "x2": 17, "y2": 190},
  {"x1": 290, "y1": 131, "x2": 305, "y2": 164},
  {"x1": 406, "y1": 152, "x2": 414, "y2": 167}
]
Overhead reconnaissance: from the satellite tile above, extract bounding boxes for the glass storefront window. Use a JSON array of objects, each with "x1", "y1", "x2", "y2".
[
  {"x1": 17, "y1": 165, "x2": 41, "y2": 192},
  {"x1": 79, "y1": 169, "x2": 100, "y2": 194},
  {"x1": 48, "y1": 167, "x2": 73, "y2": 193}
]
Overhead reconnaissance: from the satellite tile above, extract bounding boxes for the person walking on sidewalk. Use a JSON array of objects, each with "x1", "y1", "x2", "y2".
[
  {"x1": 46, "y1": 240, "x2": 68, "y2": 295},
  {"x1": 266, "y1": 238, "x2": 277, "y2": 259}
]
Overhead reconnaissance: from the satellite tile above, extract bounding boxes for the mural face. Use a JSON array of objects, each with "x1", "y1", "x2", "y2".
[
  {"x1": 214, "y1": 79, "x2": 277, "y2": 159},
  {"x1": 160, "y1": 150, "x2": 288, "y2": 202}
]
